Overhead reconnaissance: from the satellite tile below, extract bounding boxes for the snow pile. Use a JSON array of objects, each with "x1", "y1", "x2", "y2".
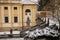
[
  {"x1": 49, "y1": 19, "x2": 59, "y2": 26},
  {"x1": 45, "y1": 18, "x2": 59, "y2": 28},
  {"x1": 25, "y1": 27, "x2": 58, "y2": 38}
]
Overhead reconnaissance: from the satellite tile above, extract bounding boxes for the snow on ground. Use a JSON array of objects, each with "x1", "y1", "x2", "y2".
[
  {"x1": 0, "y1": 31, "x2": 20, "y2": 35},
  {"x1": 49, "y1": 19, "x2": 59, "y2": 26},
  {"x1": 45, "y1": 18, "x2": 59, "y2": 28},
  {"x1": 0, "y1": 38, "x2": 24, "y2": 40}
]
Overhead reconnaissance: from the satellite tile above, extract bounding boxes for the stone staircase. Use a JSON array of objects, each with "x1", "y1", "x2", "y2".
[{"x1": 20, "y1": 17, "x2": 49, "y2": 37}]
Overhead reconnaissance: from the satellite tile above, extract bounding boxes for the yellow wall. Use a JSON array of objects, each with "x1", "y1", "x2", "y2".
[
  {"x1": 11, "y1": 4, "x2": 22, "y2": 27},
  {"x1": 23, "y1": 4, "x2": 37, "y2": 29}
]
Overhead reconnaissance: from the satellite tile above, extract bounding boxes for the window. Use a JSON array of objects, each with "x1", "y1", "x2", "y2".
[
  {"x1": 14, "y1": 17, "x2": 18, "y2": 23},
  {"x1": 5, "y1": 17, "x2": 9, "y2": 23},
  {"x1": 14, "y1": 7, "x2": 17, "y2": 10},
  {"x1": 25, "y1": 9, "x2": 31, "y2": 12},
  {"x1": 4, "y1": 7, "x2": 8, "y2": 10},
  {"x1": 25, "y1": 9, "x2": 31, "y2": 15}
]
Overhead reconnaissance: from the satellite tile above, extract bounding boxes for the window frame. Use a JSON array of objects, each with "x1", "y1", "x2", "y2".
[
  {"x1": 14, "y1": 16, "x2": 18, "y2": 23},
  {"x1": 5, "y1": 17, "x2": 9, "y2": 23},
  {"x1": 14, "y1": 7, "x2": 17, "y2": 10},
  {"x1": 25, "y1": 9, "x2": 31, "y2": 15},
  {"x1": 4, "y1": 7, "x2": 8, "y2": 10}
]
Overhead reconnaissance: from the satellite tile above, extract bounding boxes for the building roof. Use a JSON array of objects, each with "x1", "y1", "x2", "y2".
[
  {"x1": 21, "y1": 0, "x2": 38, "y2": 4},
  {"x1": 0, "y1": 0, "x2": 38, "y2": 4}
]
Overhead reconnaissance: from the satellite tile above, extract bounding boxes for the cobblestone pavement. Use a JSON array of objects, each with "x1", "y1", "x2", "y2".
[{"x1": 0, "y1": 38, "x2": 24, "y2": 40}]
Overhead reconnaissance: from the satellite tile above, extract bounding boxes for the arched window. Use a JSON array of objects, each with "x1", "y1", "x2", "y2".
[
  {"x1": 25, "y1": 9, "x2": 31, "y2": 12},
  {"x1": 25, "y1": 9, "x2": 31, "y2": 15}
]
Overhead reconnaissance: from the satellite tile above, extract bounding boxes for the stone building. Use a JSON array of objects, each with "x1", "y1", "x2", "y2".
[{"x1": 0, "y1": 0, "x2": 37, "y2": 31}]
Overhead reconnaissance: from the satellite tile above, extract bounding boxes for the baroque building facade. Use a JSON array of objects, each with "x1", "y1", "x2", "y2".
[{"x1": 0, "y1": 0, "x2": 37, "y2": 31}]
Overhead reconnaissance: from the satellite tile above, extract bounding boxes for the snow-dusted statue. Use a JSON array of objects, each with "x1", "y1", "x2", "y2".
[{"x1": 26, "y1": 17, "x2": 31, "y2": 27}]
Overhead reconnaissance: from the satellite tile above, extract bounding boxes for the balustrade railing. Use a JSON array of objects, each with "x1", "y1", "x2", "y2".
[{"x1": 0, "y1": 0, "x2": 21, "y2": 3}]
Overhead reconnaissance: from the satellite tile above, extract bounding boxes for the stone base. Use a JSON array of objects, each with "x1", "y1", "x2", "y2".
[{"x1": 0, "y1": 27, "x2": 20, "y2": 31}]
